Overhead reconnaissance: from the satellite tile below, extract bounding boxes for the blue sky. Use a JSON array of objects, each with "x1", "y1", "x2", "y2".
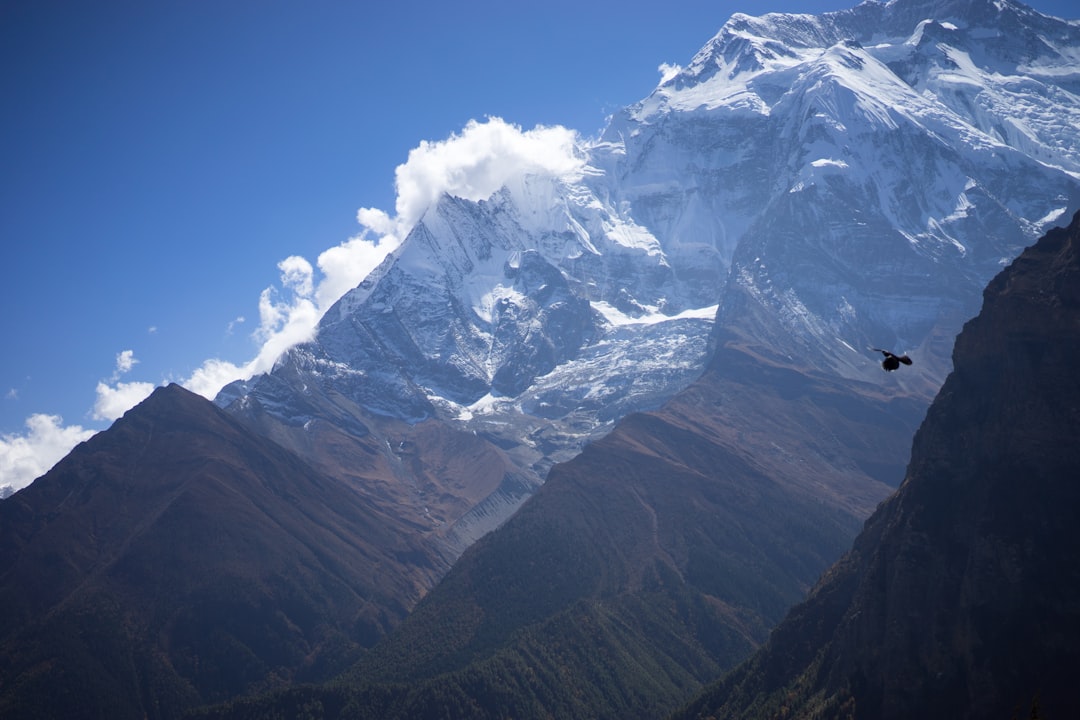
[{"x1": 2, "y1": 0, "x2": 1077, "y2": 489}]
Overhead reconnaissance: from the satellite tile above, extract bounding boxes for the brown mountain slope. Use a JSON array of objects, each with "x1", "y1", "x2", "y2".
[
  {"x1": 222, "y1": 366, "x2": 540, "y2": 561},
  {"x1": 196, "y1": 267, "x2": 925, "y2": 720},
  {"x1": 0, "y1": 384, "x2": 442, "y2": 719},
  {"x1": 676, "y1": 210, "x2": 1080, "y2": 719}
]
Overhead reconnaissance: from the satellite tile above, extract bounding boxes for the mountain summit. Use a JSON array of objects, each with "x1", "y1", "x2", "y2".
[{"x1": 217, "y1": 0, "x2": 1080, "y2": 568}]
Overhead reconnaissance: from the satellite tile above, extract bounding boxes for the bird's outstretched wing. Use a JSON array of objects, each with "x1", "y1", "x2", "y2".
[{"x1": 870, "y1": 347, "x2": 912, "y2": 371}]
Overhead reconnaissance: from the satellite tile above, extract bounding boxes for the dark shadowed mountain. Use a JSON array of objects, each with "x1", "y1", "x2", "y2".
[
  {"x1": 0, "y1": 384, "x2": 450, "y2": 719},
  {"x1": 675, "y1": 210, "x2": 1080, "y2": 719},
  {"x1": 195, "y1": 273, "x2": 925, "y2": 720}
]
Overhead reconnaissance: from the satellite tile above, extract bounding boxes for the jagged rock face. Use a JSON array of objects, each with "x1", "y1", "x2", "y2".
[
  {"x1": 678, "y1": 210, "x2": 1080, "y2": 720},
  {"x1": 238, "y1": 178, "x2": 721, "y2": 426},
  {"x1": 834, "y1": 208, "x2": 1080, "y2": 719},
  {"x1": 310, "y1": 193, "x2": 606, "y2": 414}
]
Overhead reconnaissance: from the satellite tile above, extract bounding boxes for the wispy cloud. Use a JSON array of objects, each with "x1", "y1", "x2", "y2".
[
  {"x1": 249, "y1": 261, "x2": 320, "y2": 370},
  {"x1": 225, "y1": 316, "x2": 245, "y2": 335}
]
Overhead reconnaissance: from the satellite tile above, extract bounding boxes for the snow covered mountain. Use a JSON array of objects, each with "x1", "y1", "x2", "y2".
[
  {"x1": 217, "y1": 174, "x2": 721, "y2": 552},
  {"x1": 218, "y1": 0, "x2": 1080, "y2": 556},
  {"x1": 599, "y1": 0, "x2": 1080, "y2": 387}
]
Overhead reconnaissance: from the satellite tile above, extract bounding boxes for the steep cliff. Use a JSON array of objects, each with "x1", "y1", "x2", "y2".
[{"x1": 678, "y1": 209, "x2": 1080, "y2": 719}]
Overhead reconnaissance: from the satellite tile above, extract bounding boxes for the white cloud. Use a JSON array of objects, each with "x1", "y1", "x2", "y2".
[
  {"x1": 93, "y1": 380, "x2": 156, "y2": 422},
  {"x1": 659, "y1": 62, "x2": 683, "y2": 84},
  {"x1": 251, "y1": 256, "x2": 322, "y2": 355},
  {"x1": 278, "y1": 255, "x2": 314, "y2": 298},
  {"x1": 183, "y1": 358, "x2": 245, "y2": 400},
  {"x1": 0, "y1": 414, "x2": 96, "y2": 491},
  {"x1": 312, "y1": 117, "x2": 581, "y2": 318},
  {"x1": 226, "y1": 316, "x2": 246, "y2": 335},
  {"x1": 251, "y1": 289, "x2": 319, "y2": 370},
  {"x1": 315, "y1": 232, "x2": 399, "y2": 312},
  {"x1": 115, "y1": 349, "x2": 138, "y2": 375},
  {"x1": 356, "y1": 206, "x2": 395, "y2": 236},
  {"x1": 178, "y1": 257, "x2": 323, "y2": 401},
  {"x1": 391, "y1": 117, "x2": 584, "y2": 231}
]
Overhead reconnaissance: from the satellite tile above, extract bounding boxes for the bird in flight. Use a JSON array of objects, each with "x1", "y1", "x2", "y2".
[{"x1": 872, "y1": 348, "x2": 912, "y2": 372}]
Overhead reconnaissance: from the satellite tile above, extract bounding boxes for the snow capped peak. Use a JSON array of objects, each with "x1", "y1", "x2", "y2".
[
  {"x1": 657, "y1": 0, "x2": 1077, "y2": 98},
  {"x1": 596, "y1": 0, "x2": 1079, "y2": 382},
  {"x1": 628, "y1": 0, "x2": 1080, "y2": 178},
  {"x1": 221, "y1": 1, "x2": 1080, "y2": 538}
]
